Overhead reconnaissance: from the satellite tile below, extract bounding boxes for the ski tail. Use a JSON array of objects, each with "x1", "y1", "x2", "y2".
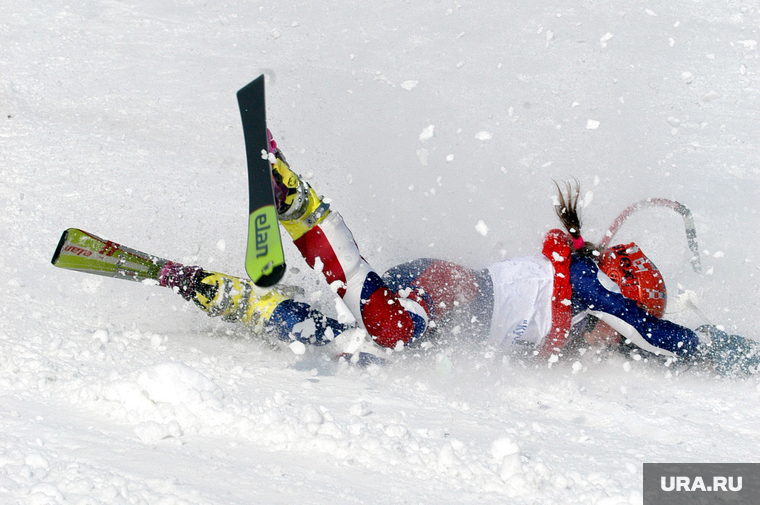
[
  {"x1": 237, "y1": 75, "x2": 286, "y2": 287},
  {"x1": 599, "y1": 198, "x2": 702, "y2": 273},
  {"x1": 51, "y1": 228, "x2": 168, "y2": 282}
]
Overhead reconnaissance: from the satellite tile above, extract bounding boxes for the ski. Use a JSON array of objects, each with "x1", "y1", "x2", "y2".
[
  {"x1": 237, "y1": 75, "x2": 286, "y2": 287},
  {"x1": 51, "y1": 228, "x2": 168, "y2": 282}
]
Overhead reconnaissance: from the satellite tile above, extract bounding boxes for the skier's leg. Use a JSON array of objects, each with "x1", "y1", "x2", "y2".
[
  {"x1": 268, "y1": 139, "x2": 429, "y2": 349},
  {"x1": 382, "y1": 258, "x2": 494, "y2": 330},
  {"x1": 292, "y1": 211, "x2": 430, "y2": 349},
  {"x1": 158, "y1": 262, "x2": 346, "y2": 346}
]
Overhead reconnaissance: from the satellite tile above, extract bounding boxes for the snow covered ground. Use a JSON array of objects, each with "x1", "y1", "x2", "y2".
[{"x1": 2, "y1": 0, "x2": 759, "y2": 503}]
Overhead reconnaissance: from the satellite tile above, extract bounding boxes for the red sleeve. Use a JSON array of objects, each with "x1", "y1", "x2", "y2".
[{"x1": 539, "y1": 229, "x2": 574, "y2": 357}]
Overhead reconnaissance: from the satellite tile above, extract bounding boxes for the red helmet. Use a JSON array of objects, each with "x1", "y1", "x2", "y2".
[{"x1": 597, "y1": 243, "x2": 667, "y2": 318}]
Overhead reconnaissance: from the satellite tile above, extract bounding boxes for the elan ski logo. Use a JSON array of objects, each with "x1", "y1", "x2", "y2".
[
  {"x1": 254, "y1": 213, "x2": 271, "y2": 258},
  {"x1": 64, "y1": 245, "x2": 92, "y2": 257}
]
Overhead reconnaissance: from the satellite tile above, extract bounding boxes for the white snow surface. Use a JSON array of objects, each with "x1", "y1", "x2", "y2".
[{"x1": 2, "y1": 0, "x2": 760, "y2": 503}]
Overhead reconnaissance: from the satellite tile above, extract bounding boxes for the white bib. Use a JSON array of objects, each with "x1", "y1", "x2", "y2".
[{"x1": 486, "y1": 255, "x2": 554, "y2": 349}]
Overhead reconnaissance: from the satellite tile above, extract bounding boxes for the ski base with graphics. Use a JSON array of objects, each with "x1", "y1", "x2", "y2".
[{"x1": 51, "y1": 228, "x2": 168, "y2": 282}]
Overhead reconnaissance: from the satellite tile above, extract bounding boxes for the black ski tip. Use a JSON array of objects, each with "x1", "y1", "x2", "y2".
[
  {"x1": 51, "y1": 229, "x2": 71, "y2": 266},
  {"x1": 236, "y1": 74, "x2": 265, "y2": 101},
  {"x1": 253, "y1": 263, "x2": 287, "y2": 288}
]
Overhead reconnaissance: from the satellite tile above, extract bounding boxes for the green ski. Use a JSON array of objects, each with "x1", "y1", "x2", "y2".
[
  {"x1": 237, "y1": 75, "x2": 286, "y2": 287},
  {"x1": 51, "y1": 228, "x2": 167, "y2": 282}
]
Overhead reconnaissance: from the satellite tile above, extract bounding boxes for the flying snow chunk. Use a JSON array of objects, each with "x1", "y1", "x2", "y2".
[
  {"x1": 334, "y1": 298, "x2": 356, "y2": 325},
  {"x1": 586, "y1": 120, "x2": 600, "y2": 130},
  {"x1": 702, "y1": 90, "x2": 721, "y2": 102},
  {"x1": 419, "y1": 125, "x2": 435, "y2": 141},
  {"x1": 289, "y1": 341, "x2": 306, "y2": 355},
  {"x1": 475, "y1": 131, "x2": 493, "y2": 141},
  {"x1": 599, "y1": 32, "x2": 613, "y2": 48},
  {"x1": 475, "y1": 220, "x2": 489, "y2": 236},
  {"x1": 581, "y1": 190, "x2": 594, "y2": 208},
  {"x1": 416, "y1": 148, "x2": 429, "y2": 166},
  {"x1": 216, "y1": 239, "x2": 226, "y2": 251},
  {"x1": 545, "y1": 30, "x2": 554, "y2": 47},
  {"x1": 401, "y1": 80, "x2": 419, "y2": 91}
]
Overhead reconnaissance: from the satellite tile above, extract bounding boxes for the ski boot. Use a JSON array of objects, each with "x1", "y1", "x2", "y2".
[
  {"x1": 158, "y1": 262, "x2": 289, "y2": 327},
  {"x1": 267, "y1": 131, "x2": 331, "y2": 240},
  {"x1": 696, "y1": 325, "x2": 760, "y2": 376},
  {"x1": 158, "y1": 262, "x2": 345, "y2": 345}
]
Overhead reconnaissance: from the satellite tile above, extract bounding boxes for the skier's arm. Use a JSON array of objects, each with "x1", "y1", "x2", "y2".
[{"x1": 569, "y1": 256, "x2": 700, "y2": 358}]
